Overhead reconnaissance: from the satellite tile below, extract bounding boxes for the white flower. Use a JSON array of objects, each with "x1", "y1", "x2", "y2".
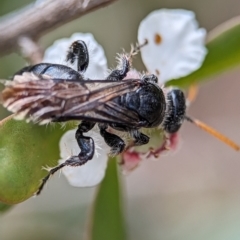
[
  {"x1": 43, "y1": 33, "x2": 109, "y2": 187},
  {"x1": 59, "y1": 130, "x2": 109, "y2": 187},
  {"x1": 44, "y1": 33, "x2": 108, "y2": 79},
  {"x1": 138, "y1": 9, "x2": 207, "y2": 84}
]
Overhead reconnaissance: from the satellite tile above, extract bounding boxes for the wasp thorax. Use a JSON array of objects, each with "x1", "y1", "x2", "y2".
[{"x1": 120, "y1": 80, "x2": 166, "y2": 128}]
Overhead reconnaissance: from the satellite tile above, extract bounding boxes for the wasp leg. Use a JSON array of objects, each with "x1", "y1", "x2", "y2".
[
  {"x1": 36, "y1": 155, "x2": 86, "y2": 195},
  {"x1": 36, "y1": 121, "x2": 95, "y2": 195},
  {"x1": 106, "y1": 55, "x2": 130, "y2": 81},
  {"x1": 110, "y1": 124, "x2": 149, "y2": 147},
  {"x1": 73, "y1": 121, "x2": 96, "y2": 162},
  {"x1": 66, "y1": 40, "x2": 89, "y2": 73},
  {"x1": 98, "y1": 123, "x2": 125, "y2": 155},
  {"x1": 130, "y1": 130, "x2": 150, "y2": 146}
]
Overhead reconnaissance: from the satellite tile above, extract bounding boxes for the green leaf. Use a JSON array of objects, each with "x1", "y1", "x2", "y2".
[
  {"x1": 167, "y1": 16, "x2": 240, "y2": 88},
  {"x1": 88, "y1": 157, "x2": 126, "y2": 240},
  {"x1": 0, "y1": 202, "x2": 12, "y2": 213},
  {"x1": 0, "y1": 115, "x2": 72, "y2": 204}
]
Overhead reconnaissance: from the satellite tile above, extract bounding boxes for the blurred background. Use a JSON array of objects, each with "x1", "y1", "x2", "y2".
[{"x1": 0, "y1": 0, "x2": 240, "y2": 239}]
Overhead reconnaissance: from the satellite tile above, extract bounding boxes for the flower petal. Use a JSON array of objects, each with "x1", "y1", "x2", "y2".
[
  {"x1": 43, "y1": 33, "x2": 108, "y2": 79},
  {"x1": 59, "y1": 129, "x2": 109, "y2": 187},
  {"x1": 138, "y1": 9, "x2": 207, "y2": 84}
]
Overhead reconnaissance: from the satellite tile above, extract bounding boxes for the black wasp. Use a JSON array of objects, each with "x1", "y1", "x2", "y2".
[{"x1": 2, "y1": 40, "x2": 239, "y2": 194}]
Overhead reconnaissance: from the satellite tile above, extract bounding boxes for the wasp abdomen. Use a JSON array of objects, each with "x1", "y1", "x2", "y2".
[{"x1": 14, "y1": 63, "x2": 84, "y2": 80}]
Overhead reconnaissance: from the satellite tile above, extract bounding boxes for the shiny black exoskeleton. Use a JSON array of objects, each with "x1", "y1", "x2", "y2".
[
  {"x1": 15, "y1": 40, "x2": 185, "y2": 194},
  {"x1": 163, "y1": 89, "x2": 186, "y2": 134},
  {"x1": 15, "y1": 40, "x2": 89, "y2": 80},
  {"x1": 111, "y1": 74, "x2": 166, "y2": 128}
]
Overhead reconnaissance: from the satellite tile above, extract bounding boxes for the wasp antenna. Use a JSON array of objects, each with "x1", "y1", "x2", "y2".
[
  {"x1": 130, "y1": 39, "x2": 148, "y2": 56},
  {"x1": 138, "y1": 39, "x2": 148, "y2": 48},
  {"x1": 185, "y1": 116, "x2": 240, "y2": 151}
]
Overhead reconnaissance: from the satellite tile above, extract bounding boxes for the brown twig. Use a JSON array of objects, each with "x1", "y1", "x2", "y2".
[
  {"x1": 18, "y1": 36, "x2": 44, "y2": 64},
  {"x1": 0, "y1": 0, "x2": 117, "y2": 58}
]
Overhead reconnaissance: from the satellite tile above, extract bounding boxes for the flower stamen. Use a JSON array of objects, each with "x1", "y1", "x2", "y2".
[{"x1": 154, "y1": 33, "x2": 162, "y2": 44}]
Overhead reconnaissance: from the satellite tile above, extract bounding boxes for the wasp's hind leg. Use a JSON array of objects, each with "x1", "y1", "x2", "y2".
[
  {"x1": 98, "y1": 123, "x2": 125, "y2": 155},
  {"x1": 66, "y1": 40, "x2": 89, "y2": 73},
  {"x1": 36, "y1": 121, "x2": 95, "y2": 195},
  {"x1": 106, "y1": 55, "x2": 131, "y2": 81}
]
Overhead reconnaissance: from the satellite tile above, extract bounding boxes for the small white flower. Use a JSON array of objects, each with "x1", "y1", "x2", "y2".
[
  {"x1": 43, "y1": 33, "x2": 109, "y2": 187},
  {"x1": 44, "y1": 33, "x2": 108, "y2": 79},
  {"x1": 59, "y1": 130, "x2": 109, "y2": 187},
  {"x1": 138, "y1": 9, "x2": 207, "y2": 84}
]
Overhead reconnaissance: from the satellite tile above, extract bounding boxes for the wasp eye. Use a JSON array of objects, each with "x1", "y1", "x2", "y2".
[{"x1": 163, "y1": 89, "x2": 186, "y2": 133}]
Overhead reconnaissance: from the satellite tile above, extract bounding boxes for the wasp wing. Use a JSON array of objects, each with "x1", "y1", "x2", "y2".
[{"x1": 2, "y1": 73, "x2": 142, "y2": 125}]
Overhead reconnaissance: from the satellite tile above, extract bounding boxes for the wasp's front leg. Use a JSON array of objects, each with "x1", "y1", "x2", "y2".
[
  {"x1": 66, "y1": 40, "x2": 89, "y2": 73},
  {"x1": 106, "y1": 55, "x2": 131, "y2": 81},
  {"x1": 98, "y1": 123, "x2": 125, "y2": 155},
  {"x1": 36, "y1": 121, "x2": 95, "y2": 195},
  {"x1": 75, "y1": 121, "x2": 96, "y2": 160}
]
